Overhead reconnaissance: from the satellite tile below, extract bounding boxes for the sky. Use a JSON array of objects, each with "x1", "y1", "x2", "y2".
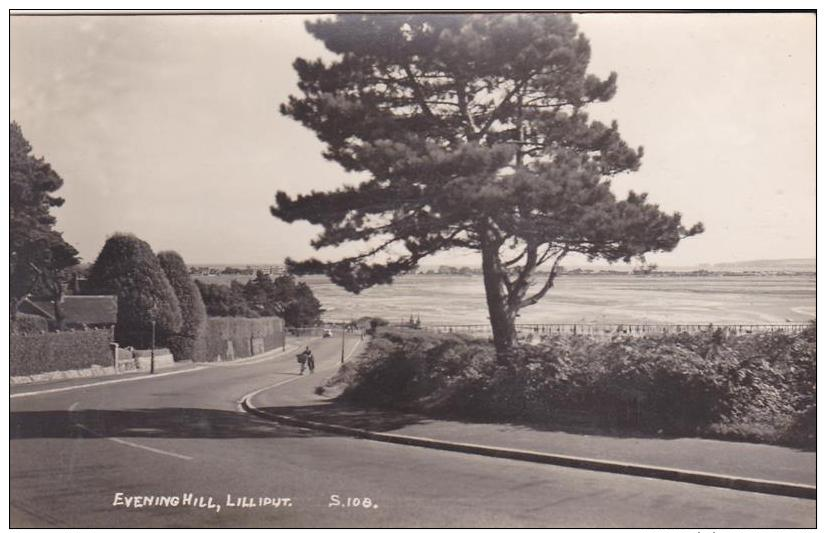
[{"x1": 9, "y1": 12, "x2": 815, "y2": 268}]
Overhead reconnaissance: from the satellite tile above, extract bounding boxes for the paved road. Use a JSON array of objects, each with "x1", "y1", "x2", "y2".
[{"x1": 10, "y1": 335, "x2": 816, "y2": 528}]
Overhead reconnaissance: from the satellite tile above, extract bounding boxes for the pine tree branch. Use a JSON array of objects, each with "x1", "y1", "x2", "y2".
[
  {"x1": 478, "y1": 74, "x2": 533, "y2": 139},
  {"x1": 403, "y1": 64, "x2": 437, "y2": 122},
  {"x1": 502, "y1": 246, "x2": 528, "y2": 267},
  {"x1": 519, "y1": 248, "x2": 568, "y2": 309},
  {"x1": 506, "y1": 242, "x2": 538, "y2": 308},
  {"x1": 455, "y1": 77, "x2": 480, "y2": 140}
]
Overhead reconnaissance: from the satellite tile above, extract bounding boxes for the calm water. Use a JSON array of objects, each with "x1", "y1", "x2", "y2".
[{"x1": 196, "y1": 274, "x2": 815, "y2": 326}]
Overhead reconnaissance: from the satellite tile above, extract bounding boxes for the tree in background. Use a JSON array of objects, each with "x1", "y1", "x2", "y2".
[
  {"x1": 195, "y1": 280, "x2": 255, "y2": 317},
  {"x1": 158, "y1": 251, "x2": 207, "y2": 361},
  {"x1": 271, "y1": 275, "x2": 324, "y2": 328},
  {"x1": 10, "y1": 122, "x2": 80, "y2": 320},
  {"x1": 195, "y1": 272, "x2": 323, "y2": 327},
  {"x1": 274, "y1": 14, "x2": 703, "y2": 354},
  {"x1": 243, "y1": 270, "x2": 279, "y2": 316},
  {"x1": 86, "y1": 234, "x2": 182, "y2": 348},
  {"x1": 30, "y1": 239, "x2": 82, "y2": 328}
]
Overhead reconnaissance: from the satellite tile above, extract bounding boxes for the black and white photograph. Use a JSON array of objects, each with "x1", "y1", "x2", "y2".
[{"x1": 8, "y1": 9, "x2": 816, "y2": 528}]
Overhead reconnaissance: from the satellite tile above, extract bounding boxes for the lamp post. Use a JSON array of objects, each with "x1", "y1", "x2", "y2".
[
  {"x1": 341, "y1": 323, "x2": 346, "y2": 364},
  {"x1": 149, "y1": 303, "x2": 157, "y2": 375},
  {"x1": 150, "y1": 319, "x2": 156, "y2": 374}
]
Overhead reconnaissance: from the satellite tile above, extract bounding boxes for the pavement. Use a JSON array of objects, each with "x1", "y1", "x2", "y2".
[{"x1": 10, "y1": 335, "x2": 816, "y2": 527}]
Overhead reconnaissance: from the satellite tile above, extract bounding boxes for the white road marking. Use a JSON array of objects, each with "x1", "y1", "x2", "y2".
[
  {"x1": 75, "y1": 423, "x2": 193, "y2": 461},
  {"x1": 68, "y1": 402, "x2": 79, "y2": 412},
  {"x1": 11, "y1": 366, "x2": 208, "y2": 399},
  {"x1": 240, "y1": 338, "x2": 362, "y2": 411}
]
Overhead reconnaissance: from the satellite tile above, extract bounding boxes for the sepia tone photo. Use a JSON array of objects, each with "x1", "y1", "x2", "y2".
[{"x1": 9, "y1": 10, "x2": 816, "y2": 528}]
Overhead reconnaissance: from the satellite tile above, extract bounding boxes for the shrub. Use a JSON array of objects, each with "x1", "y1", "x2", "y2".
[
  {"x1": 11, "y1": 328, "x2": 114, "y2": 376},
  {"x1": 158, "y1": 251, "x2": 207, "y2": 361},
  {"x1": 86, "y1": 234, "x2": 182, "y2": 349},
  {"x1": 331, "y1": 322, "x2": 816, "y2": 447},
  {"x1": 367, "y1": 317, "x2": 389, "y2": 335},
  {"x1": 11, "y1": 313, "x2": 49, "y2": 335}
]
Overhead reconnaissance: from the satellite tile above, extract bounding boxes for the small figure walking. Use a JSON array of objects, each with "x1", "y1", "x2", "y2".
[
  {"x1": 296, "y1": 347, "x2": 310, "y2": 375},
  {"x1": 306, "y1": 350, "x2": 315, "y2": 374}
]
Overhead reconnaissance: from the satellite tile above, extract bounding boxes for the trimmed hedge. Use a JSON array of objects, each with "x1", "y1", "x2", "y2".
[
  {"x1": 11, "y1": 328, "x2": 114, "y2": 376},
  {"x1": 158, "y1": 251, "x2": 208, "y2": 361},
  {"x1": 201, "y1": 317, "x2": 285, "y2": 362},
  {"x1": 331, "y1": 323, "x2": 816, "y2": 448},
  {"x1": 11, "y1": 313, "x2": 49, "y2": 335}
]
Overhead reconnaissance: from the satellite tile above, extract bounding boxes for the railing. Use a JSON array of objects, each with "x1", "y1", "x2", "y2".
[
  {"x1": 288, "y1": 326, "x2": 364, "y2": 337},
  {"x1": 422, "y1": 322, "x2": 811, "y2": 338}
]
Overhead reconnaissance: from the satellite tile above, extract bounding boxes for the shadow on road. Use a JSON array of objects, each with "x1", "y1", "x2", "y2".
[
  {"x1": 10, "y1": 408, "x2": 321, "y2": 440},
  {"x1": 257, "y1": 399, "x2": 431, "y2": 433}
]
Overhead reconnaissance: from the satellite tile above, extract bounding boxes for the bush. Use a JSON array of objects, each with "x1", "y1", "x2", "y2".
[
  {"x1": 158, "y1": 251, "x2": 207, "y2": 361},
  {"x1": 201, "y1": 316, "x2": 285, "y2": 362},
  {"x1": 331, "y1": 322, "x2": 816, "y2": 447},
  {"x1": 11, "y1": 328, "x2": 114, "y2": 376},
  {"x1": 11, "y1": 313, "x2": 49, "y2": 335},
  {"x1": 86, "y1": 234, "x2": 182, "y2": 349}
]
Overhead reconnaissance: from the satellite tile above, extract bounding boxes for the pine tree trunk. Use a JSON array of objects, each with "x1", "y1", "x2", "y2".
[
  {"x1": 481, "y1": 241, "x2": 516, "y2": 356},
  {"x1": 52, "y1": 286, "x2": 64, "y2": 331}
]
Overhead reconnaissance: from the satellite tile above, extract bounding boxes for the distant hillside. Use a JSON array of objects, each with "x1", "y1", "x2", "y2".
[{"x1": 702, "y1": 258, "x2": 815, "y2": 272}]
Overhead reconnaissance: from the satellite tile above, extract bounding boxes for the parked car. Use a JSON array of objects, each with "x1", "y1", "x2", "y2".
[{"x1": 323, "y1": 329, "x2": 333, "y2": 338}]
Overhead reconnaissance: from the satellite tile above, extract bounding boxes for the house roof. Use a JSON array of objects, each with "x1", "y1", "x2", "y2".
[
  {"x1": 17, "y1": 299, "x2": 54, "y2": 320},
  {"x1": 22, "y1": 295, "x2": 118, "y2": 325},
  {"x1": 60, "y1": 296, "x2": 118, "y2": 325}
]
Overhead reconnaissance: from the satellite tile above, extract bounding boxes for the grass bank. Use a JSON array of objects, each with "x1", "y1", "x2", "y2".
[{"x1": 326, "y1": 322, "x2": 816, "y2": 448}]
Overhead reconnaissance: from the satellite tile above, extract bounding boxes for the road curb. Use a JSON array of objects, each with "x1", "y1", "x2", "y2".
[{"x1": 241, "y1": 398, "x2": 816, "y2": 501}]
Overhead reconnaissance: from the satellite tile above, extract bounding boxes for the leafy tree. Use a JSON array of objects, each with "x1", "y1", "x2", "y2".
[
  {"x1": 158, "y1": 251, "x2": 207, "y2": 361},
  {"x1": 271, "y1": 275, "x2": 324, "y2": 328},
  {"x1": 195, "y1": 280, "x2": 256, "y2": 317},
  {"x1": 196, "y1": 273, "x2": 323, "y2": 327},
  {"x1": 273, "y1": 14, "x2": 703, "y2": 354},
  {"x1": 9, "y1": 122, "x2": 80, "y2": 319},
  {"x1": 243, "y1": 270, "x2": 279, "y2": 316},
  {"x1": 86, "y1": 234, "x2": 182, "y2": 348}
]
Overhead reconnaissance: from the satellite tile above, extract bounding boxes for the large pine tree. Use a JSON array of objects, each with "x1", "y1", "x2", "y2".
[
  {"x1": 273, "y1": 14, "x2": 703, "y2": 353},
  {"x1": 9, "y1": 122, "x2": 79, "y2": 320}
]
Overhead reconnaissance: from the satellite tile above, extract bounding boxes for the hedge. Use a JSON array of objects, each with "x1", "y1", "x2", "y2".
[
  {"x1": 11, "y1": 313, "x2": 49, "y2": 335},
  {"x1": 330, "y1": 323, "x2": 816, "y2": 448},
  {"x1": 201, "y1": 316, "x2": 285, "y2": 362},
  {"x1": 10, "y1": 328, "x2": 115, "y2": 376}
]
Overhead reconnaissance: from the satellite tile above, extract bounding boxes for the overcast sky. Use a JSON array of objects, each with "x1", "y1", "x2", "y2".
[{"x1": 10, "y1": 12, "x2": 815, "y2": 267}]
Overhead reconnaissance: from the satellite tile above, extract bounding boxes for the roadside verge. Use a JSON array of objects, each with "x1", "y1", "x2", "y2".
[{"x1": 241, "y1": 391, "x2": 816, "y2": 501}]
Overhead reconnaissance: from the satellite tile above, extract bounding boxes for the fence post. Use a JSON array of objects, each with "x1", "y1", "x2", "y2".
[{"x1": 110, "y1": 342, "x2": 119, "y2": 374}]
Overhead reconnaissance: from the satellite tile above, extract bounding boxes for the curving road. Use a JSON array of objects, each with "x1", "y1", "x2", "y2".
[{"x1": 10, "y1": 335, "x2": 815, "y2": 528}]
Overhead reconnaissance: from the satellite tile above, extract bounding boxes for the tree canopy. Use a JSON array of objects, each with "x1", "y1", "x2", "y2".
[
  {"x1": 10, "y1": 122, "x2": 79, "y2": 318},
  {"x1": 86, "y1": 234, "x2": 182, "y2": 348},
  {"x1": 273, "y1": 14, "x2": 703, "y2": 351},
  {"x1": 196, "y1": 271, "x2": 323, "y2": 328}
]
